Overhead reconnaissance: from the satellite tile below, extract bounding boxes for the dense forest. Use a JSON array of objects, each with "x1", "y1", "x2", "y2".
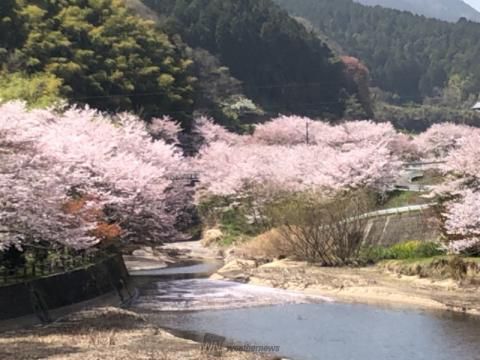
[
  {"x1": 0, "y1": 0, "x2": 371, "y2": 130},
  {"x1": 0, "y1": 0, "x2": 197, "y2": 124},
  {"x1": 274, "y1": 0, "x2": 480, "y2": 106},
  {"x1": 141, "y1": 0, "x2": 359, "y2": 119},
  {"x1": 356, "y1": 0, "x2": 480, "y2": 23},
  {"x1": 5, "y1": 0, "x2": 477, "y2": 130}
]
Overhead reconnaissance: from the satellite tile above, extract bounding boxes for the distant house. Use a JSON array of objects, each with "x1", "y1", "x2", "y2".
[{"x1": 473, "y1": 102, "x2": 480, "y2": 111}]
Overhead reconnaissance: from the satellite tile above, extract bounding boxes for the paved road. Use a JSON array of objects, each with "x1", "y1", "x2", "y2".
[{"x1": 391, "y1": 161, "x2": 444, "y2": 193}]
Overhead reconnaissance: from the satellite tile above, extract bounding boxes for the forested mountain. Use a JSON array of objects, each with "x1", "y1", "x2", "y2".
[
  {"x1": 356, "y1": 0, "x2": 480, "y2": 23},
  {"x1": 140, "y1": 0, "x2": 356, "y2": 118},
  {"x1": 0, "y1": 0, "x2": 371, "y2": 129},
  {"x1": 274, "y1": 0, "x2": 480, "y2": 105}
]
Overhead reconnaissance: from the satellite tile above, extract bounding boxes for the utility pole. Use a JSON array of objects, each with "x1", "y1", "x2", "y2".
[{"x1": 306, "y1": 119, "x2": 310, "y2": 145}]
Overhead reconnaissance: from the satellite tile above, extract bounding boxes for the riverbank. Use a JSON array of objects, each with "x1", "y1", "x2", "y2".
[
  {"x1": 3, "y1": 240, "x2": 478, "y2": 360},
  {"x1": 0, "y1": 243, "x2": 274, "y2": 360},
  {"x1": 0, "y1": 306, "x2": 273, "y2": 360},
  {"x1": 211, "y1": 257, "x2": 480, "y2": 315},
  {"x1": 126, "y1": 241, "x2": 480, "y2": 315},
  {"x1": 123, "y1": 240, "x2": 222, "y2": 271}
]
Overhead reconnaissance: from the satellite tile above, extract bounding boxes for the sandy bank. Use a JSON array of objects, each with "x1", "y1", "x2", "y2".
[
  {"x1": 124, "y1": 241, "x2": 222, "y2": 271},
  {"x1": 212, "y1": 258, "x2": 480, "y2": 315}
]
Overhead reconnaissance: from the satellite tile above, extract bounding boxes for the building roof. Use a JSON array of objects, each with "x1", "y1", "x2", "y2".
[{"x1": 473, "y1": 102, "x2": 480, "y2": 111}]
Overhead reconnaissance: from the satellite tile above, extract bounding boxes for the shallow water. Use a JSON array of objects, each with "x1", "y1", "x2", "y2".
[
  {"x1": 132, "y1": 263, "x2": 480, "y2": 360},
  {"x1": 152, "y1": 303, "x2": 480, "y2": 360},
  {"x1": 133, "y1": 279, "x2": 331, "y2": 311},
  {"x1": 128, "y1": 261, "x2": 221, "y2": 277}
]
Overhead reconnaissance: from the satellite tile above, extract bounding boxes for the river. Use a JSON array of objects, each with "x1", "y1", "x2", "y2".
[{"x1": 130, "y1": 262, "x2": 480, "y2": 360}]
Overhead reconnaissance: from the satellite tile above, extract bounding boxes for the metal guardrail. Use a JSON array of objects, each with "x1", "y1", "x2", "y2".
[
  {"x1": 359, "y1": 203, "x2": 438, "y2": 220},
  {"x1": 325, "y1": 203, "x2": 438, "y2": 228},
  {"x1": 403, "y1": 161, "x2": 446, "y2": 166}
]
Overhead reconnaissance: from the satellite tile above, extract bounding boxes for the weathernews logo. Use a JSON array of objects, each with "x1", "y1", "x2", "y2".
[{"x1": 201, "y1": 333, "x2": 280, "y2": 356}]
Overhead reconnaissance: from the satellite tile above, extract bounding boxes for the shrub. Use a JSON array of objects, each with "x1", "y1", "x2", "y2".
[
  {"x1": 239, "y1": 228, "x2": 290, "y2": 260},
  {"x1": 388, "y1": 240, "x2": 444, "y2": 259},
  {"x1": 197, "y1": 196, "x2": 232, "y2": 229},
  {"x1": 0, "y1": 246, "x2": 26, "y2": 272},
  {"x1": 414, "y1": 241, "x2": 446, "y2": 258},
  {"x1": 197, "y1": 196, "x2": 264, "y2": 245},
  {"x1": 358, "y1": 246, "x2": 391, "y2": 264},
  {"x1": 264, "y1": 190, "x2": 375, "y2": 265},
  {"x1": 447, "y1": 256, "x2": 468, "y2": 280},
  {"x1": 360, "y1": 241, "x2": 445, "y2": 263},
  {"x1": 218, "y1": 206, "x2": 265, "y2": 245}
]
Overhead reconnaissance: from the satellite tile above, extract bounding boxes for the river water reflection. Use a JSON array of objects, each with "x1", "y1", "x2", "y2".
[
  {"x1": 153, "y1": 302, "x2": 480, "y2": 360},
  {"x1": 131, "y1": 264, "x2": 480, "y2": 360}
]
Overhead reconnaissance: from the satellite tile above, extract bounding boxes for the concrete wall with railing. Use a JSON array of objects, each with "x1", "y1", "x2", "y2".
[{"x1": 0, "y1": 253, "x2": 130, "y2": 321}]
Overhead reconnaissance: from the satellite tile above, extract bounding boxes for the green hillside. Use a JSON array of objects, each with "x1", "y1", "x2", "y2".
[{"x1": 275, "y1": 0, "x2": 480, "y2": 105}]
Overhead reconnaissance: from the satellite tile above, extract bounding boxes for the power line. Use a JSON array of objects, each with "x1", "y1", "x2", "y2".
[
  {"x1": 67, "y1": 80, "x2": 346, "y2": 101},
  {"x1": 67, "y1": 81, "x2": 431, "y2": 104}
]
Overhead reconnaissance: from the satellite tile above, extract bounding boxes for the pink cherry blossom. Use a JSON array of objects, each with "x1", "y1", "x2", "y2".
[
  {"x1": 193, "y1": 117, "x2": 402, "y2": 198},
  {"x1": 195, "y1": 116, "x2": 243, "y2": 146},
  {"x1": 430, "y1": 127, "x2": 480, "y2": 253},
  {"x1": 0, "y1": 102, "x2": 186, "y2": 250},
  {"x1": 148, "y1": 116, "x2": 182, "y2": 145},
  {"x1": 414, "y1": 123, "x2": 478, "y2": 159}
]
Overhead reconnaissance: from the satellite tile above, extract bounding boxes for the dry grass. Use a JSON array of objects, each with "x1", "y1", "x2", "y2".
[
  {"x1": 239, "y1": 228, "x2": 291, "y2": 260},
  {"x1": 381, "y1": 256, "x2": 480, "y2": 283}
]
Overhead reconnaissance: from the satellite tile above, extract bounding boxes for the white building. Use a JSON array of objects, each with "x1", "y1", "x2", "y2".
[{"x1": 473, "y1": 102, "x2": 480, "y2": 111}]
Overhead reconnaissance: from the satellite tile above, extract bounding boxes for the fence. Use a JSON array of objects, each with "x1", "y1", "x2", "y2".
[{"x1": 0, "y1": 251, "x2": 108, "y2": 286}]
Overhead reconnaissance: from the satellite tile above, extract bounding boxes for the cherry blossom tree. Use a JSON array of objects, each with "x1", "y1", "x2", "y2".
[
  {"x1": 416, "y1": 124, "x2": 480, "y2": 254},
  {"x1": 194, "y1": 116, "x2": 243, "y2": 146},
  {"x1": 251, "y1": 115, "x2": 321, "y2": 145},
  {"x1": 0, "y1": 102, "x2": 187, "y2": 251},
  {"x1": 148, "y1": 116, "x2": 182, "y2": 145},
  {"x1": 387, "y1": 132, "x2": 421, "y2": 161},
  {"x1": 437, "y1": 130, "x2": 480, "y2": 254},
  {"x1": 193, "y1": 117, "x2": 403, "y2": 198},
  {"x1": 0, "y1": 103, "x2": 98, "y2": 250},
  {"x1": 414, "y1": 123, "x2": 478, "y2": 160},
  {"x1": 251, "y1": 116, "x2": 415, "y2": 159}
]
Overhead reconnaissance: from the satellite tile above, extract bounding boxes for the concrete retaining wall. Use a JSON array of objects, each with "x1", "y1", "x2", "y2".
[
  {"x1": 0, "y1": 253, "x2": 129, "y2": 321},
  {"x1": 363, "y1": 209, "x2": 440, "y2": 246}
]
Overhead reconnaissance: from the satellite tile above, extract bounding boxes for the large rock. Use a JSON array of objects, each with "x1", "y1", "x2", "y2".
[
  {"x1": 132, "y1": 246, "x2": 154, "y2": 258},
  {"x1": 216, "y1": 259, "x2": 257, "y2": 276}
]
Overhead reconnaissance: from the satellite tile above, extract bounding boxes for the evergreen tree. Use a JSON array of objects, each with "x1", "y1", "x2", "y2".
[
  {"x1": 143, "y1": 0, "x2": 350, "y2": 118},
  {"x1": 274, "y1": 0, "x2": 480, "y2": 104}
]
